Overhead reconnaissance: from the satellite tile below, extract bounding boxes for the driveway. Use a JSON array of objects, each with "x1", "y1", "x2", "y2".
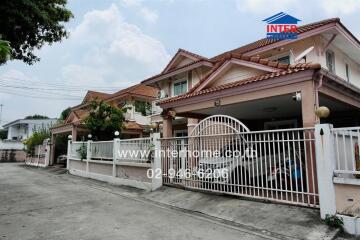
[{"x1": 0, "y1": 163, "x2": 277, "y2": 240}]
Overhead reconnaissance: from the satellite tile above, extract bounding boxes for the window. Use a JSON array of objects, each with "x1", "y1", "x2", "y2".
[
  {"x1": 345, "y1": 63, "x2": 350, "y2": 82},
  {"x1": 277, "y1": 55, "x2": 290, "y2": 64},
  {"x1": 173, "y1": 79, "x2": 187, "y2": 96},
  {"x1": 326, "y1": 50, "x2": 335, "y2": 73}
]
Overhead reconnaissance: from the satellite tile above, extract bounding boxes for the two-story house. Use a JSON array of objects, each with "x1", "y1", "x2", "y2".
[
  {"x1": 3, "y1": 118, "x2": 57, "y2": 141},
  {"x1": 142, "y1": 18, "x2": 360, "y2": 138},
  {"x1": 50, "y1": 84, "x2": 157, "y2": 165}
]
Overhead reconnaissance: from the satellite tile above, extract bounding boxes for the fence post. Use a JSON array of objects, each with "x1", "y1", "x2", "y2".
[
  {"x1": 113, "y1": 138, "x2": 120, "y2": 177},
  {"x1": 86, "y1": 140, "x2": 92, "y2": 173},
  {"x1": 152, "y1": 132, "x2": 162, "y2": 190},
  {"x1": 44, "y1": 143, "x2": 50, "y2": 167},
  {"x1": 315, "y1": 124, "x2": 337, "y2": 219},
  {"x1": 67, "y1": 140, "x2": 71, "y2": 170}
]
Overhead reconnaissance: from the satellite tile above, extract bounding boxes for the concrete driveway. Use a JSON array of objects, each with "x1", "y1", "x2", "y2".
[{"x1": 0, "y1": 163, "x2": 284, "y2": 240}]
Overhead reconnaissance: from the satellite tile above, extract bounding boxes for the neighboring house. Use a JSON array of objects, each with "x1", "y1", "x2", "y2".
[
  {"x1": 49, "y1": 84, "x2": 157, "y2": 165},
  {"x1": 2, "y1": 118, "x2": 57, "y2": 141},
  {"x1": 0, "y1": 118, "x2": 57, "y2": 162},
  {"x1": 142, "y1": 18, "x2": 360, "y2": 138}
]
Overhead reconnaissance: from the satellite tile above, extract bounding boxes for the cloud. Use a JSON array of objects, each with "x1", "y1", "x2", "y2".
[
  {"x1": 140, "y1": 7, "x2": 159, "y2": 23},
  {"x1": 121, "y1": 0, "x2": 159, "y2": 23},
  {"x1": 65, "y1": 4, "x2": 170, "y2": 86},
  {"x1": 235, "y1": 0, "x2": 297, "y2": 14},
  {"x1": 320, "y1": 0, "x2": 360, "y2": 15}
]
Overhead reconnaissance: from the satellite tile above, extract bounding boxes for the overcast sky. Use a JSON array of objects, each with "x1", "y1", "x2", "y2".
[{"x1": 1, "y1": 0, "x2": 360, "y2": 125}]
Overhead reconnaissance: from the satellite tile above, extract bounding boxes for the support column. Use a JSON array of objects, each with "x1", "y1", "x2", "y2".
[
  {"x1": 301, "y1": 82, "x2": 319, "y2": 127},
  {"x1": 301, "y1": 81, "x2": 319, "y2": 199},
  {"x1": 72, "y1": 126, "x2": 77, "y2": 141},
  {"x1": 162, "y1": 117, "x2": 173, "y2": 138},
  {"x1": 50, "y1": 134, "x2": 56, "y2": 166}
]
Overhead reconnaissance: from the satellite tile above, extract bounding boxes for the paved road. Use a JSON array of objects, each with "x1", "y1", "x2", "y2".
[{"x1": 0, "y1": 163, "x2": 270, "y2": 240}]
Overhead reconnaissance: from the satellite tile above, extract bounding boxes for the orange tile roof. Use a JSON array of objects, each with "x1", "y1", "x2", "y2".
[
  {"x1": 124, "y1": 121, "x2": 143, "y2": 131},
  {"x1": 106, "y1": 84, "x2": 157, "y2": 101},
  {"x1": 210, "y1": 18, "x2": 340, "y2": 60},
  {"x1": 143, "y1": 18, "x2": 340, "y2": 86},
  {"x1": 158, "y1": 63, "x2": 321, "y2": 105}
]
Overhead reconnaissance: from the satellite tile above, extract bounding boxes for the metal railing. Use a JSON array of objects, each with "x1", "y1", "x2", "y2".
[
  {"x1": 90, "y1": 141, "x2": 113, "y2": 161},
  {"x1": 161, "y1": 128, "x2": 318, "y2": 207},
  {"x1": 116, "y1": 137, "x2": 151, "y2": 162},
  {"x1": 333, "y1": 127, "x2": 360, "y2": 178}
]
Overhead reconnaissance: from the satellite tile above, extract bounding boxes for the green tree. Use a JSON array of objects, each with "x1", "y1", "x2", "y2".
[
  {"x1": 0, "y1": 129, "x2": 8, "y2": 140},
  {"x1": 84, "y1": 100, "x2": 127, "y2": 140},
  {"x1": 25, "y1": 115, "x2": 49, "y2": 120},
  {"x1": 23, "y1": 127, "x2": 50, "y2": 156},
  {"x1": 135, "y1": 101, "x2": 151, "y2": 116},
  {"x1": 0, "y1": 40, "x2": 12, "y2": 63},
  {"x1": 0, "y1": 0, "x2": 73, "y2": 65},
  {"x1": 60, "y1": 107, "x2": 71, "y2": 120}
]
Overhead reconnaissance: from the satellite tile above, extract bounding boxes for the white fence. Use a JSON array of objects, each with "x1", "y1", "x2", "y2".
[
  {"x1": 69, "y1": 138, "x2": 151, "y2": 163},
  {"x1": 90, "y1": 141, "x2": 113, "y2": 160},
  {"x1": 117, "y1": 138, "x2": 151, "y2": 162},
  {"x1": 161, "y1": 128, "x2": 318, "y2": 208},
  {"x1": 69, "y1": 141, "x2": 86, "y2": 160},
  {"x1": 333, "y1": 127, "x2": 360, "y2": 178}
]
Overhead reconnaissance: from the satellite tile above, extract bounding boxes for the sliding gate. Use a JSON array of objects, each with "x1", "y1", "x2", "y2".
[{"x1": 161, "y1": 115, "x2": 319, "y2": 208}]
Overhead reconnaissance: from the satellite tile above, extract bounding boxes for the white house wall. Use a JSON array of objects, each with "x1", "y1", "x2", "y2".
[{"x1": 208, "y1": 65, "x2": 265, "y2": 88}]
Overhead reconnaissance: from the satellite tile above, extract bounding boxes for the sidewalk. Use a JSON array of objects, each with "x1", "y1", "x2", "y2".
[{"x1": 142, "y1": 187, "x2": 340, "y2": 240}]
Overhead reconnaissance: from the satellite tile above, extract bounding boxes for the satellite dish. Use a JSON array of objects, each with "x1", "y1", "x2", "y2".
[{"x1": 295, "y1": 46, "x2": 314, "y2": 63}]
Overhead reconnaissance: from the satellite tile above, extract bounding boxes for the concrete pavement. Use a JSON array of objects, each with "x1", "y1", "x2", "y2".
[{"x1": 0, "y1": 163, "x2": 340, "y2": 240}]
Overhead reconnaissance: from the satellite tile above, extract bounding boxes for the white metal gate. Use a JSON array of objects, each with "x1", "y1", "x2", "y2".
[{"x1": 161, "y1": 115, "x2": 319, "y2": 207}]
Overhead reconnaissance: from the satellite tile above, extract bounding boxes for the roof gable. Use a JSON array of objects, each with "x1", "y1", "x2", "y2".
[
  {"x1": 81, "y1": 91, "x2": 110, "y2": 104},
  {"x1": 162, "y1": 48, "x2": 207, "y2": 74},
  {"x1": 192, "y1": 55, "x2": 285, "y2": 92}
]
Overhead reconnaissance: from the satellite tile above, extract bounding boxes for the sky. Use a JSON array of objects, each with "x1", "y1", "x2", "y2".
[{"x1": 1, "y1": 0, "x2": 360, "y2": 125}]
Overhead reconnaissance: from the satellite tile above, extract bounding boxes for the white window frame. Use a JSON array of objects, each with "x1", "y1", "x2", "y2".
[
  {"x1": 173, "y1": 129, "x2": 188, "y2": 137},
  {"x1": 172, "y1": 78, "x2": 188, "y2": 96},
  {"x1": 345, "y1": 62, "x2": 351, "y2": 82},
  {"x1": 268, "y1": 51, "x2": 293, "y2": 64},
  {"x1": 326, "y1": 49, "x2": 335, "y2": 73}
]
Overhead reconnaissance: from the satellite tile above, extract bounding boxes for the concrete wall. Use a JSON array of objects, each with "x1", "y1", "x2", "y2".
[
  {"x1": 68, "y1": 159, "x2": 154, "y2": 190},
  {"x1": 0, "y1": 140, "x2": 24, "y2": 150},
  {"x1": 0, "y1": 149, "x2": 26, "y2": 162},
  {"x1": 335, "y1": 183, "x2": 360, "y2": 216}
]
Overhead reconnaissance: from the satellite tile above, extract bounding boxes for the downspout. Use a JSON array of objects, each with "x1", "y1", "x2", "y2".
[{"x1": 314, "y1": 70, "x2": 323, "y2": 124}]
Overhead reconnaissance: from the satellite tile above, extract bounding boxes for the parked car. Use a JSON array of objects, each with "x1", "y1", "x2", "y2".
[
  {"x1": 195, "y1": 140, "x2": 304, "y2": 188},
  {"x1": 57, "y1": 154, "x2": 67, "y2": 165}
]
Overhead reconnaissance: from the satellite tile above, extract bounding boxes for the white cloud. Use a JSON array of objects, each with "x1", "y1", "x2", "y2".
[
  {"x1": 235, "y1": 0, "x2": 297, "y2": 14},
  {"x1": 121, "y1": 0, "x2": 159, "y2": 23},
  {"x1": 71, "y1": 4, "x2": 168, "y2": 68},
  {"x1": 140, "y1": 7, "x2": 159, "y2": 23},
  {"x1": 320, "y1": 0, "x2": 360, "y2": 15}
]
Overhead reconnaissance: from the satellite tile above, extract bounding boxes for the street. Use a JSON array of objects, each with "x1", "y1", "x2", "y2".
[{"x1": 0, "y1": 163, "x2": 271, "y2": 240}]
